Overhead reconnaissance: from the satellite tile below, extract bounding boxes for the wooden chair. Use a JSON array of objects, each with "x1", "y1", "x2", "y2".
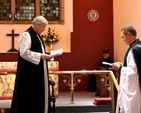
[
  {"x1": 49, "y1": 80, "x2": 56, "y2": 113},
  {"x1": 0, "y1": 108, "x2": 5, "y2": 113}
]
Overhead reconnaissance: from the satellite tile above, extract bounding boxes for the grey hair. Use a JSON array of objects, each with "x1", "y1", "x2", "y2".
[{"x1": 32, "y1": 16, "x2": 48, "y2": 25}]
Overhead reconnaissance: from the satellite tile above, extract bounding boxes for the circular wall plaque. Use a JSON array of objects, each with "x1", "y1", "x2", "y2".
[{"x1": 87, "y1": 10, "x2": 99, "y2": 21}]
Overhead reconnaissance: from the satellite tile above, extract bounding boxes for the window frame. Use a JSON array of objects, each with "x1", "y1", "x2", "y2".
[{"x1": 0, "y1": 0, "x2": 64, "y2": 24}]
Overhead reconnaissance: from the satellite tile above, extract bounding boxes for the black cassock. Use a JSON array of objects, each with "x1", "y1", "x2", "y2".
[{"x1": 10, "y1": 27, "x2": 51, "y2": 113}]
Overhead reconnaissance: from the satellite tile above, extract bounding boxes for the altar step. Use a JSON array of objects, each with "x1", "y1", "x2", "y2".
[
  {"x1": 0, "y1": 91, "x2": 112, "y2": 113},
  {"x1": 4, "y1": 106, "x2": 111, "y2": 113},
  {"x1": 55, "y1": 105, "x2": 111, "y2": 113},
  {"x1": 54, "y1": 91, "x2": 112, "y2": 113}
]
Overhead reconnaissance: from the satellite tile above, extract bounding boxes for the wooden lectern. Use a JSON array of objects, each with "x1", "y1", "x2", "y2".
[{"x1": 95, "y1": 66, "x2": 110, "y2": 97}]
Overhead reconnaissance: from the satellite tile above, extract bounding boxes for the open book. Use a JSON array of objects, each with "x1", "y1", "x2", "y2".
[{"x1": 50, "y1": 48, "x2": 63, "y2": 58}]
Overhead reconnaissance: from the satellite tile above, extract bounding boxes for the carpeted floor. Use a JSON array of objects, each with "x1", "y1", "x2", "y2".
[
  {"x1": 56, "y1": 91, "x2": 96, "y2": 106},
  {"x1": 55, "y1": 91, "x2": 111, "y2": 113},
  {"x1": 0, "y1": 91, "x2": 111, "y2": 113}
]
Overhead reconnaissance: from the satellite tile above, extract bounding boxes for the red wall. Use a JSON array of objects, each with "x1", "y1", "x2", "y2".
[
  {"x1": 56, "y1": 0, "x2": 113, "y2": 91},
  {"x1": 0, "y1": 0, "x2": 113, "y2": 92},
  {"x1": 56, "y1": 0, "x2": 113, "y2": 70}
]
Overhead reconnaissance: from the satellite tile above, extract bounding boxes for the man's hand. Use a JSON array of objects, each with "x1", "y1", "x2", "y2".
[
  {"x1": 41, "y1": 54, "x2": 51, "y2": 60},
  {"x1": 111, "y1": 62, "x2": 123, "y2": 70}
]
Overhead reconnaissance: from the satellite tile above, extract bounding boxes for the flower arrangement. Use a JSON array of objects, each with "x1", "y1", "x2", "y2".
[{"x1": 41, "y1": 27, "x2": 60, "y2": 47}]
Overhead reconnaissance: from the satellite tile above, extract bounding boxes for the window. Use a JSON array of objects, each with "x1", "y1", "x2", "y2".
[{"x1": 0, "y1": 0, "x2": 64, "y2": 24}]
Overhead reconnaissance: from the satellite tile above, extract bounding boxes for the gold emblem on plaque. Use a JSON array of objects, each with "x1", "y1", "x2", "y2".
[{"x1": 87, "y1": 10, "x2": 99, "y2": 21}]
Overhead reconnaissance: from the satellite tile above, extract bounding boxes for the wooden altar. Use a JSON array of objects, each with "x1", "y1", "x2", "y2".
[
  {"x1": 0, "y1": 61, "x2": 59, "y2": 99},
  {"x1": 48, "y1": 60, "x2": 59, "y2": 97},
  {"x1": 0, "y1": 53, "x2": 59, "y2": 97}
]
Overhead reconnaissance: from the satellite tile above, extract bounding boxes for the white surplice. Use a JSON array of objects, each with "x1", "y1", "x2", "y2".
[
  {"x1": 116, "y1": 50, "x2": 141, "y2": 113},
  {"x1": 19, "y1": 32, "x2": 49, "y2": 113}
]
